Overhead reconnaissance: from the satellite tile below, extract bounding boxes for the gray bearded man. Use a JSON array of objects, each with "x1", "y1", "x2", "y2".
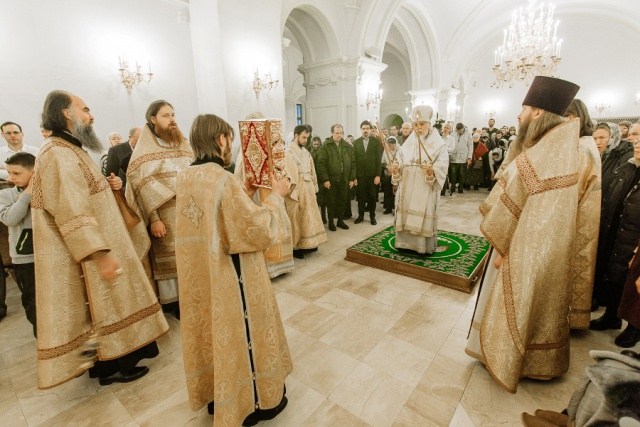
[
  {"x1": 465, "y1": 76, "x2": 588, "y2": 393},
  {"x1": 126, "y1": 100, "x2": 193, "y2": 317},
  {"x1": 33, "y1": 90, "x2": 168, "y2": 389},
  {"x1": 391, "y1": 105, "x2": 449, "y2": 254}
]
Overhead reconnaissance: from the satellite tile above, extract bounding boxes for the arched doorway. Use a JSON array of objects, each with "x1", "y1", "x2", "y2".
[{"x1": 282, "y1": 5, "x2": 340, "y2": 139}]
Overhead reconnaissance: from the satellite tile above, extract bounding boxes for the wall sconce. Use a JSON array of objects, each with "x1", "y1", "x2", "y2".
[
  {"x1": 253, "y1": 68, "x2": 279, "y2": 99},
  {"x1": 485, "y1": 109, "x2": 497, "y2": 119},
  {"x1": 119, "y1": 57, "x2": 153, "y2": 94},
  {"x1": 636, "y1": 92, "x2": 640, "y2": 104},
  {"x1": 594, "y1": 102, "x2": 612, "y2": 116},
  {"x1": 366, "y1": 89, "x2": 382, "y2": 110}
]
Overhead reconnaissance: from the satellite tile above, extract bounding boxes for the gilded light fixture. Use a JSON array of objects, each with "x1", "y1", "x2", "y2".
[
  {"x1": 119, "y1": 57, "x2": 153, "y2": 94},
  {"x1": 366, "y1": 89, "x2": 382, "y2": 110},
  {"x1": 594, "y1": 102, "x2": 611, "y2": 116},
  {"x1": 253, "y1": 68, "x2": 279, "y2": 98}
]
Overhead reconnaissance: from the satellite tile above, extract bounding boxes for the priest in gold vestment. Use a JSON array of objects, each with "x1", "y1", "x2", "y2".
[
  {"x1": 176, "y1": 114, "x2": 292, "y2": 427},
  {"x1": 285, "y1": 125, "x2": 327, "y2": 259},
  {"x1": 466, "y1": 77, "x2": 584, "y2": 393},
  {"x1": 126, "y1": 100, "x2": 193, "y2": 313},
  {"x1": 391, "y1": 105, "x2": 449, "y2": 254},
  {"x1": 33, "y1": 91, "x2": 168, "y2": 389}
]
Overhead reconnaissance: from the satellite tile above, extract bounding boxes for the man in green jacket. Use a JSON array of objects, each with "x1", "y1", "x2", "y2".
[
  {"x1": 316, "y1": 124, "x2": 355, "y2": 231},
  {"x1": 352, "y1": 120, "x2": 382, "y2": 225}
]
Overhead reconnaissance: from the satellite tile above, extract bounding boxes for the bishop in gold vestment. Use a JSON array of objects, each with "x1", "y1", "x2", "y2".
[
  {"x1": 176, "y1": 114, "x2": 292, "y2": 427},
  {"x1": 466, "y1": 77, "x2": 584, "y2": 393},
  {"x1": 285, "y1": 125, "x2": 326, "y2": 256},
  {"x1": 126, "y1": 103, "x2": 193, "y2": 306},
  {"x1": 34, "y1": 91, "x2": 168, "y2": 389}
]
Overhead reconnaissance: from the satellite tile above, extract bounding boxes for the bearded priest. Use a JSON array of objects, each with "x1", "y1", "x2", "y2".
[
  {"x1": 391, "y1": 105, "x2": 449, "y2": 254},
  {"x1": 465, "y1": 76, "x2": 583, "y2": 393},
  {"x1": 125, "y1": 100, "x2": 193, "y2": 317},
  {"x1": 286, "y1": 125, "x2": 327, "y2": 259},
  {"x1": 175, "y1": 114, "x2": 292, "y2": 427},
  {"x1": 33, "y1": 91, "x2": 168, "y2": 389}
]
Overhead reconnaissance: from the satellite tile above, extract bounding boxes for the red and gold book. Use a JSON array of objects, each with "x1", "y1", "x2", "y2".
[{"x1": 238, "y1": 119, "x2": 286, "y2": 188}]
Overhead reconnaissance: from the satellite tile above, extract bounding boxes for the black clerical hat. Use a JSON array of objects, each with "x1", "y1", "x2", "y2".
[{"x1": 522, "y1": 76, "x2": 580, "y2": 116}]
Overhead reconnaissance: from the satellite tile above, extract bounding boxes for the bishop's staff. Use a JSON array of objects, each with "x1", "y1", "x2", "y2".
[{"x1": 375, "y1": 116, "x2": 401, "y2": 184}]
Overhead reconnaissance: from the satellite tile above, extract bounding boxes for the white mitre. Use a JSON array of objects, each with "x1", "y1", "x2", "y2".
[{"x1": 411, "y1": 105, "x2": 433, "y2": 123}]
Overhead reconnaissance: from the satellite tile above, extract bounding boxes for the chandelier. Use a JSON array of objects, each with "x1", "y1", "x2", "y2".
[{"x1": 491, "y1": 0, "x2": 562, "y2": 88}]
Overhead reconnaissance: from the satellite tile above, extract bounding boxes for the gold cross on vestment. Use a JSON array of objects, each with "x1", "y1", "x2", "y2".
[{"x1": 182, "y1": 196, "x2": 204, "y2": 228}]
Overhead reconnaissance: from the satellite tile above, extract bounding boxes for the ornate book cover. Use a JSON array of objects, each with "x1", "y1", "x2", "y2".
[{"x1": 238, "y1": 119, "x2": 286, "y2": 188}]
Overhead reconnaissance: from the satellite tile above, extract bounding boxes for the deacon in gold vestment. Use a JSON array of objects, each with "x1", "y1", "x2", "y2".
[
  {"x1": 176, "y1": 114, "x2": 292, "y2": 427},
  {"x1": 466, "y1": 77, "x2": 584, "y2": 393},
  {"x1": 33, "y1": 91, "x2": 168, "y2": 389},
  {"x1": 234, "y1": 128, "x2": 295, "y2": 279},
  {"x1": 285, "y1": 125, "x2": 326, "y2": 259},
  {"x1": 126, "y1": 100, "x2": 193, "y2": 310},
  {"x1": 564, "y1": 99, "x2": 602, "y2": 329}
]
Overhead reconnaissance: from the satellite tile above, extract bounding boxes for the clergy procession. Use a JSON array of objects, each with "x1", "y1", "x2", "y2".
[
  {"x1": 0, "y1": 77, "x2": 637, "y2": 426},
  {"x1": 2, "y1": 0, "x2": 640, "y2": 425}
]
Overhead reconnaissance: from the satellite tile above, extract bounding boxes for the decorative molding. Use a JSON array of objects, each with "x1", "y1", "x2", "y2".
[
  {"x1": 345, "y1": 0, "x2": 360, "y2": 14},
  {"x1": 397, "y1": 3, "x2": 440, "y2": 88}
]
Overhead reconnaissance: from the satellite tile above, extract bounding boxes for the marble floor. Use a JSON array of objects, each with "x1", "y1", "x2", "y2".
[{"x1": 0, "y1": 190, "x2": 633, "y2": 426}]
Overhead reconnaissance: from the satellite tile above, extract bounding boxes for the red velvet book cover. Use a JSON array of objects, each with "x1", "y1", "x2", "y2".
[{"x1": 238, "y1": 119, "x2": 285, "y2": 188}]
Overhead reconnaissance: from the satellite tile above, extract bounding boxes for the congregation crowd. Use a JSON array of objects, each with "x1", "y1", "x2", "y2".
[{"x1": 0, "y1": 76, "x2": 639, "y2": 426}]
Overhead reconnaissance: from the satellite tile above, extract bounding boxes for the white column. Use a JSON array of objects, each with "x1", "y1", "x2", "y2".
[{"x1": 189, "y1": 0, "x2": 228, "y2": 116}]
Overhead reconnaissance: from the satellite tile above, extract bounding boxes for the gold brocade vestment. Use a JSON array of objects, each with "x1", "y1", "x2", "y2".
[
  {"x1": 175, "y1": 163, "x2": 292, "y2": 427},
  {"x1": 466, "y1": 119, "x2": 583, "y2": 393},
  {"x1": 125, "y1": 125, "x2": 193, "y2": 303},
  {"x1": 32, "y1": 136, "x2": 168, "y2": 390},
  {"x1": 234, "y1": 151, "x2": 295, "y2": 278},
  {"x1": 569, "y1": 136, "x2": 601, "y2": 329},
  {"x1": 285, "y1": 143, "x2": 327, "y2": 249}
]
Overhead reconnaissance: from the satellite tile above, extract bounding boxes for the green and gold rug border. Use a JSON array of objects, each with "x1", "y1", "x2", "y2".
[{"x1": 345, "y1": 227, "x2": 489, "y2": 293}]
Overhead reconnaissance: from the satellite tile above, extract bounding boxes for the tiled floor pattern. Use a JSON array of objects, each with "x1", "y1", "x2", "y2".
[{"x1": 0, "y1": 190, "x2": 631, "y2": 426}]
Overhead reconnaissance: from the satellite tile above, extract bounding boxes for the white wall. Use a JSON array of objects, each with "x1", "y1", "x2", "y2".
[
  {"x1": 218, "y1": 0, "x2": 287, "y2": 136},
  {"x1": 0, "y1": 0, "x2": 199, "y2": 154}
]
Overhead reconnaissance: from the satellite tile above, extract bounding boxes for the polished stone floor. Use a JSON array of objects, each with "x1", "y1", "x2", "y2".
[{"x1": 0, "y1": 190, "x2": 632, "y2": 426}]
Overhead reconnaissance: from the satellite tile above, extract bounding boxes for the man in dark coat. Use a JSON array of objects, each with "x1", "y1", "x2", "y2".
[
  {"x1": 590, "y1": 143, "x2": 640, "y2": 348},
  {"x1": 104, "y1": 127, "x2": 141, "y2": 186},
  {"x1": 352, "y1": 120, "x2": 382, "y2": 225},
  {"x1": 316, "y1": 124, "x2": 355, "y2": 231}
]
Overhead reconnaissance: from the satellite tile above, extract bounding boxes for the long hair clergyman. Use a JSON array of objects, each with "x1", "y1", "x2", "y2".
[{"x1": 189, "y1": 114, "x2": 234, "y2": 167}]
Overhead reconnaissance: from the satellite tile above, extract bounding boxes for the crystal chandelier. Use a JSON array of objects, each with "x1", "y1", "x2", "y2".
[{"x1": 491, "y1": 0, "x2": 563, "y2": 88}]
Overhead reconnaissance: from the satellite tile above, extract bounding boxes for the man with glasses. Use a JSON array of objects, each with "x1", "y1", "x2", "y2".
[{"x1": 0, "y1": 122, "x2": 40, "y2": 180}]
